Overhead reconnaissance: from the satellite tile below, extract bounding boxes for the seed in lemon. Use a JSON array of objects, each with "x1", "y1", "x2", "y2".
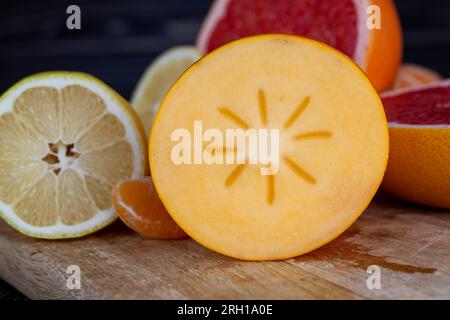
[{"x1": 0, "y1": 71, "x2": 147, "y2": 239}]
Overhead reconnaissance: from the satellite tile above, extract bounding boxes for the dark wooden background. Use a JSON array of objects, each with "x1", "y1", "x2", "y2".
[
  {"x1": 0, "y1": 0, "x2": 450, "y2": 99},
  {"x1": 0, "y1": 0, "x2": 449, "y2": 300}
]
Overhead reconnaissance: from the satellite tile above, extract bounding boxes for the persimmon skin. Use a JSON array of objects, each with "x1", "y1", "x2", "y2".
[{"x1": 112, "y1": 177, "x2": 187, "y2": 239}]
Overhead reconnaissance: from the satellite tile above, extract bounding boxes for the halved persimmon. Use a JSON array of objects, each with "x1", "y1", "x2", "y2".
[{"x1": 150, "y1": 35, "x2": 388, "y2": 260}]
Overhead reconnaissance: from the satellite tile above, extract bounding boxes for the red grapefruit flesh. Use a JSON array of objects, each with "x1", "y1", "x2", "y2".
[
  {"x1": 196, "y1": 0, "x2": 403, "y2": 92},
  {"x1": 380, "y1": 80, "x2": 450, "y2": 209},
  {"x1": 382, "y1": 80, "x2": 450, "y2": 125},
  {"x1": 199, "y1": 0, "x2": 358, "y2": 57}
]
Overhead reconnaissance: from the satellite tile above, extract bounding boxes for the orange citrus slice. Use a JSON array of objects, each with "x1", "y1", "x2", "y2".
[
  {"x1": 0, "y1": 72, "x2": 147, "y2": 238},
  {"x1": 150, "y1": 35, "x2": 389, "y2": 260},
  {"x1": 112, "y1": 177, "x2": 187, "y2": 239}
]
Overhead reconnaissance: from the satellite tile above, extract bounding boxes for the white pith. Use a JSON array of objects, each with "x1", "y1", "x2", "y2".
[
  {"x1": 0, "y1": 73, "x2": 146, "y2": 238},
  {"x1": 196, "y1": 0, "x2": 231, "y2": 53},
  {"x1": 353, "y1": 0, "x2": 370, "y2": 69}
]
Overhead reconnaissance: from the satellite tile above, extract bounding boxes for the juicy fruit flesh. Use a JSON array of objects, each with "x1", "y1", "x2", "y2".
[
  {"x1": 0, "y1": 84, "x2": 134, "y2": 227},
  {"x1": 131, "y1": 47, "x2": 201, "y2": 137},
  {"x1": 204, "y1": 0, "x2": 357, "y2": 57},
  {"x1": 381, "y1": 81, "x2": 450, "y2": 209},
  {"x1": 393, "y1": 64, "x2": 442, "y2": 89},
  {"x1": 382, "y1": 84, "x2": 450, "y2": 125},
  {"x1": 112, "y1": 178, "x2": 187, "y2": 239},
  {"x1": 151, "y1": 35, "x2": 389, "y2": 260}
]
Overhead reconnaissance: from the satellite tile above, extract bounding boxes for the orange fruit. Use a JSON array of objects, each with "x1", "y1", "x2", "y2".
[
  {"x1": 150, "y1": 35, "x2": 388, "y2": 260},
  {"x1": 381, "y1": 80, "x2": 450, "y2": 209},
  {"x1": 393, "y1": 63, "x2": 443, "y2": 89},
  {"x1": 112, "y1": 177, "x2": 187, "y2": 239},
  {"x1": 196, "y1": 0, "x2": 403, "y2": 92}
]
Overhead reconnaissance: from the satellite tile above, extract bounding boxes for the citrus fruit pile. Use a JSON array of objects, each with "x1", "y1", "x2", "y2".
[
  {"x1": 132, "y1": 0, "x2": 447, "y2": 213},
  {"x1": 1, "y1": 0, "x2": 447, "y2": 262}
]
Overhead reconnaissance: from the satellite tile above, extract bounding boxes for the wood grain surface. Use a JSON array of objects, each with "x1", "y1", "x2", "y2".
[{"x1": 0, "y1": 196, "x2": 449, "y2": 300}]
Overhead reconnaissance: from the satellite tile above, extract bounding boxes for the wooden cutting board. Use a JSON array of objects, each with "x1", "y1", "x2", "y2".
[{"x1": 0, "y1": 195, "x2": 449, "y2": 300}]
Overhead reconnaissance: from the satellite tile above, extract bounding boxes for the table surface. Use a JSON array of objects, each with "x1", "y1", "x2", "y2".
[
  {"x1": 0, "y1": 195, "x2": 449, "y2": 300},
  {"x1": 0, "y1": 278, "x2": 27, "y2": 300}
]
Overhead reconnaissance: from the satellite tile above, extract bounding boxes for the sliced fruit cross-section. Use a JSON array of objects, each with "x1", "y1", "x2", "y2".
[
  {"x1": 0, "y1": 72, "x2": 147, "y2": 238},
  {"x1": 381, "y1": 80, "x2": 450, "y2": 209},
  {"x1": 150, "y1": 35, "x2": 389, "y2": 261},
  {"x1": 196, "y1": 0, "x2": 403, "y2": 92}
]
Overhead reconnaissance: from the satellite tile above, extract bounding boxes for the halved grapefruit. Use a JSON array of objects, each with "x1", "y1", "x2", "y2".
[
  {"x1": 381, "y1": 80, "x2": 450, "y2": 209},
  {"x1": 196, "y1": 0, "x2": 403, "y2": 92}
]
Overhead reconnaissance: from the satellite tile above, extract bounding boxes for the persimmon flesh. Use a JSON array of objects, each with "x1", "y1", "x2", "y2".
[{"x1": 150, "y1": 35, "x2": 388, "y2": 260}]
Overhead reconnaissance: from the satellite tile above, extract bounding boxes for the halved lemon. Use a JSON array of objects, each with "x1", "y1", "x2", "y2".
[
  {"x1": 131, "y1": 46, "x2": 201, "y2": 137},
  {"x1": 0, "y1": 72, "x2": 147, "y2": 239}
]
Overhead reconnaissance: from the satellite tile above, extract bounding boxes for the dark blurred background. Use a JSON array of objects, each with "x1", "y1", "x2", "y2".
[
  {"x1": 0, "y1": 0, "x2": 449, "y2": 299},
  {"x1": 0, "y1": 0, "x2": 449, "y2": 99}
]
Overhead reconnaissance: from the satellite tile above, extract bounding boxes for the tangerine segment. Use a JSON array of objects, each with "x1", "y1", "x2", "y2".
[
  {"x1": 112, "y1": 178, "x2": 187, "y2": 239},
  {"x1": 150, "y1": 35, "x2": 388, "y2": 260}
]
